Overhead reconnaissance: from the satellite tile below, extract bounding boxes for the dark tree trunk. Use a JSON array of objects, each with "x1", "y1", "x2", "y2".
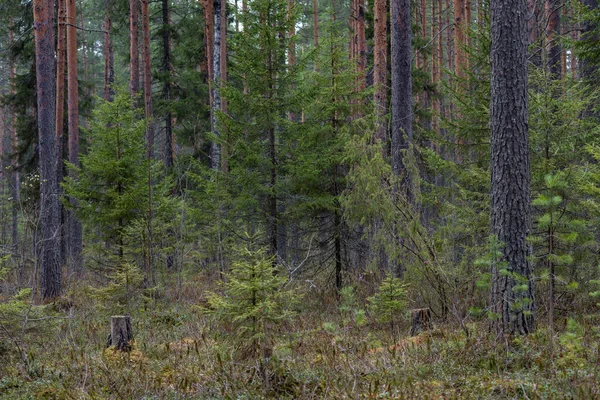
[
  {"x1": 357, "y1": 0, "x2": 366, "y2": 91},
  {"x1": 391, "y1": 0, "x2": 412, "y2": 188},
  {"x1": 219, "y1": 0, "x2": 228, "y2": 172},
  {"x1": 141, "y1": 0, "x2": 153, "y2": 158},
  {"x1": 490, "y1": 0, "x2": 535, "y2": 335},
  {"x1": 373, "y1": 0, "x2": 387, "y2": 143},
  {"x1": 8, "y1": 21, "x2": 19, "y2": 255},
  {"x1": 162, "y1": 0, "x2": 174, "y2": 168},
  {"x1": 580, "y1": 0, "x2": 598, "y2": 80},
  {"x1": 210, "y1": 0, "x2": 222, "y2": 170},
  {"x1": 67, "y1": 0, "x2": 83, "y2": 272},
  {"x1": 56, "y1": 0, "x2": 67, "y2": 270},
  {"x1": 104, "y1": 0, "x2": 115, "y2": 101},
  {"x1": 34, "y1": 0, "x2": 61, "y2": 300},
  {"x1": 546, "y1": 0, "x2": 561, "y2": 78},
  {"x1": 130, "y1": 0, "x2": 140, "y2": 96},
  {"x1": 313, "y1": 0, "x2": 319, "y2": 47}
]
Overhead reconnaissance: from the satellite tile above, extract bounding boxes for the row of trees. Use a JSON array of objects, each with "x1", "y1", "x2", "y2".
[{"x1": 1, "y1": 0, "x2": 600, "y2": 337}]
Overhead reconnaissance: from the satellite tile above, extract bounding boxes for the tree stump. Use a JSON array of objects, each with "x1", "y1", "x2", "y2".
[
  {"x1": 107, "y1": 315, "x2": 133, "y2": 351},
  {"x1": 410, "y1": 308, "x2": 432, "y2": 336}
]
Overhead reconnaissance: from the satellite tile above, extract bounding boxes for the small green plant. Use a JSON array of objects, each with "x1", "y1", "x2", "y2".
[
  {"x1": 89, "y1": 263, "x2": 145, "y2": 315},
  {"x1": 204, "y1": 234, "x2": 301, "y2": 359},
  {"x1": 367, "y1": 274, "x2": 408, "y2": 341},
  {"x1": 339, "y1": 286, "x2": 367, "y2": 329}
]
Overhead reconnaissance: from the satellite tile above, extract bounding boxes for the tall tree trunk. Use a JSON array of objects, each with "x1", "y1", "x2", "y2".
[
  {"x1": 8, "y1": 20, "x2": 19, "y2": 256},
  {"x1": 162, "y1": 0, "x2": 173, "y2": 167},
  {"x1": 219, "y1": 0, "x2": 228, "y2": 172},
  {"x1": 141, "y1": 0, "x2": 154, "y2": 157},
  {"x1": 104, "y1": 0, "x2": 115, "y2": 101},
  {"x1": 490, "y1": 0, "x2": 535, "y2": 336},
  {"x1": 210, "y1": 0, "x2": 222, "y2": 170},
  {"x1": 374, "y1": 0, "x2": 388, "y2": 143},
  {"x1": 391, "y1": 0, "x2": 412, "y2": 190},
  {"x1": 580, "y1": 0, "x2": 597, "y2": 80},
  {"x1": 79, "y1": 0, "x2": 89, "y2": 99},
  {"x1": 313, "y1": 0, "x2": 319, "y2": 47},
  {"x1": 203, "y1": 0, "x2": 214, "y2": 110},
  {"x1": 34, "y1": 0, "x2": 61, "y2": 300},
  {"x1": 357, "y1": 0, "x2": 366, "y2": 91},
  {"x1": 454, "y1": 0, "x2": 465, "y2": 78},
  {"x1": 130, "y1": 0, "x2": 140, "y2": 96},
  {"x1": 67, "y1": 0, "x2": 83, "y2": 272},
  {"x1": 56, "y1": 0, "x2": 67, "y2": 270},
  {"x1": 545, "y1": 0, "x2": 561, "y2": 78}
]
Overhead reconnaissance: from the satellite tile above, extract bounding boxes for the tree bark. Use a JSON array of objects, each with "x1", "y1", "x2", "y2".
[
  {"x1": 34, "y1": 0, "x2": 61, "y2": 300},
  {"x1": 109, "y1": 315, "x2": 133, "y2": 352},
  {"x1": 219, "y1": 0, "x2": 228, "y2": 172},
  {"x1": 56, "y1": 0, "x2": 67, "y2": 270},
  {"x1": 8, "y1": 20, "x2": 19, "y2": 255},
  {"x1": 391, "y1": 0, "x2": 412, "y2": 189},
  {"x1": 210, "y1": 0, "x2": 222, "y2": 170},
  {"x1": 490, "y1": 0, "x2": 535, "y2": 335},
  {"x1": 454, "y1": 0, "x2": 465, "y2": 78},
  {"x1": 545, "y1": 0, "x2": 561, "y2": 78},
  {"x1": 162, "y1": 0, "x2": 174, "y2": 167},
  {"x1": 374, "y1": 0, "x2": 387, "y2": 143},
  {"x1": 130, "y1": 0, "x2": 140, "y2": 96},
  {"x1": 580, "y1": 0, "x2": 597, "y2": 80},
  {"x1": 67, "y1": 0, "x2": 83, "y2": 272},
  {"x1": 313, "y1": 0, "x2": 319, "y2": 47},
  {"x1": 357, "y1": 0, "x2": 366, "y2": 91},
  {"x1": 104, "y1": 0, "x2": 115, "y2": 101},
  {"x1": 141, "y1": 0, "x2": 154, "y2": 158}
]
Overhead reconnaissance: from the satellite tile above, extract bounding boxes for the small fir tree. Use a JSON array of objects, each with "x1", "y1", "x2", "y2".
[
  {"x1": 367, "y1": 274, "x2": 408, "y2": 341},
  {"x1": 204, "y1": 234, "x2": 301, "y2": 358}
]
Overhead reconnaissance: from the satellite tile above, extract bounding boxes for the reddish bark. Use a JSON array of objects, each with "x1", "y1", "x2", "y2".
[
  {"x1": 141, "y1": 0, "x2": 154, "y2": 157},
  {"x1": 130, "y1": 0, "x2": 140, "y2": 96},
  {"x1": 33, "y1": 0, "x2": 61, "y2": 300},
  {"x1": 373, "y1": 0, "x2": 388, "y2": 142},
  {"x1": 67, "y1": 0, "x2": 83, "y2": 271}
]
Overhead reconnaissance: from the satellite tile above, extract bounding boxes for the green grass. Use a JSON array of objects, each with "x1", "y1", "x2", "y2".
[{"x1": 1, "y1": 272, "x2": 600, "y2": 399}]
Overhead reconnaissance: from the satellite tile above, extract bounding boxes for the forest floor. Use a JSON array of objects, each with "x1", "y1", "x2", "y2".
[{"x1": 1, "y1": 271, "x2": 600, "y2": 399}]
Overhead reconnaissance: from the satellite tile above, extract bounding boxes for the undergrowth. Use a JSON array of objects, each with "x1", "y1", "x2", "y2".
[{"x1": 1, "y1": 270, "x2": 599, "y2": 399}]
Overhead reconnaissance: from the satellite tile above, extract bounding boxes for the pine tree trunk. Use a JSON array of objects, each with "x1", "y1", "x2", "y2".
[
  {"x1": 104, "y1": 0, "x2": 115, "y2": 101},
  {"x1": 130, "y1": 0, "x2": 140, "y2": 96},
  {"x1": 391, "y1": 0, "x2": 412, "y2": 188},
  {"x1": 580, "y1": 0, "x2": 597, "y2": 80},
  {"x1": 8, "y1": 20, "x2": 19, "y2": 256},
  {"x1": 163, "y1": 0, "x2": 173, "y2": 167},
  {"x1": 454, "y1": 0, "x2": 465, "y2": 78},
  {"x1": 141, "y1": 0, "x2": 154, "y2": 158},
  {"x1": 219, "y1": 0, "x2": 228, "y2": 172},
  {"x1": 67, "y1": 0, "x2": 83, "y2": 272},
  {"x1": 545, "y1": 0, "x2": 561, "y2": 78},
  {"x1": 210, "y1": 0, "x2": 222, "y2": 170},
  {"x1": 357, "y1": 0, "x2": 366, "y2": 91},
  {"x1": 490, "y1": 0, "x2": 535, "y2": 336},
  {"x1": 34, "y1": 0, "x2": 61, "y2": 300},
  {"x1": 374, "y1": 0, "x2": 388, "y2": 143},
  {"x1": 313, "y1": 0, "x2": 319, "y2": 47},
  {"x1": 56, "y1": 0, "x2": 67, "y2": 270}
]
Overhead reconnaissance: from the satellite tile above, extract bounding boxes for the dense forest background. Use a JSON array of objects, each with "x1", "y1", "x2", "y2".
[{"x1": 1, "y1": 0, "x2": 600, "y2": 397}]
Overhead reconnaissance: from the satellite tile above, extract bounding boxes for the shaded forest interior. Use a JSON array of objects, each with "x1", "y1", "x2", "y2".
[{"x1": 2, "y1": 0, "x2": 600, "y2": 397}]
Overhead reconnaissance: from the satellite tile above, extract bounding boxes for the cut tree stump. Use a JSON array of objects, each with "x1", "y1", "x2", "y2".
[
  {"x1": 410, "y1": 308, "x2": 432, "y2": 336},
  {"x1": 107, "y1": 315, "x2": 133, "y2": 351}
]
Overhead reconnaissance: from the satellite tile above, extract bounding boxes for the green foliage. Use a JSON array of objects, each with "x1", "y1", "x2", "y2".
[
  {"x1": 338, "y1": 286, "x2": 367, "y2": 328},
  {"x1": 63, "y1": 92, "x2": 148, "y2": 256},
  {"x1": 367, "y1": 274, "x2": 408, "y2": 339},
  {"x1": 204, "y1": 235, "x2": 301, "y2": 357},
  {"x1": 88, "y1": 263, "x2": 145, "y2": 315}
]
